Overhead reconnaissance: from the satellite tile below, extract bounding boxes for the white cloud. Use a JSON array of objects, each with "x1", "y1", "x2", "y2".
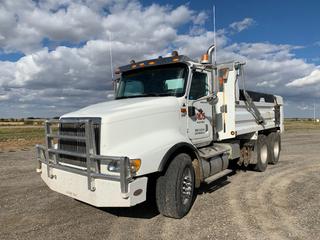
[
  {"x1": 226, "y1": 42, "x2": 302, "y2": 60},
  {"x1": 0, "y1": 94, "x2": 9, "y2": 101},
  {"x1": 229, "y1": 18, "x2": 255, "y2": 33},
  {"x1": 24, "y1": 3, "x2": 104, "y2": 42},
  {"x1": 0, "y1": 0, "x2": 123, "y2": 53},
  {"x1": 0, "y1": 1, "x2": 214, "y2": 117},
  {"x1": 0, "y1": 0, "x2": 319, "y2": 118},
  {"x1": 287, "y1": 69, "x2": 320, "y2": 87},
  {"x1": 297, "y1": 104, "x2": 313, "y2": 111}
]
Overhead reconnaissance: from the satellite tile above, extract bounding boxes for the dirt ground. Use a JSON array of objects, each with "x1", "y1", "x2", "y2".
[{"x1": 1, "y1": 130, "x2": 319, "y2": 240}]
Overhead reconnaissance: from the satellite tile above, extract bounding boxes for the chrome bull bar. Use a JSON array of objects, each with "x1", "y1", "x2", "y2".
[{"x1": 36, "y1": 119, "x2": 131, "y2": 197}]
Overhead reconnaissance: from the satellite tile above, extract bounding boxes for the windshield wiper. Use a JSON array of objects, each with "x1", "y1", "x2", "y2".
[
  {"x1": 143, "y1": 93, "x2": 176, "y2": 97},
  {"x1": 116, "y1": 93, "x2": 175, "y2": 99},
  {"x1": 141, "y1": 93, "x2": 160, "y2": 97}
]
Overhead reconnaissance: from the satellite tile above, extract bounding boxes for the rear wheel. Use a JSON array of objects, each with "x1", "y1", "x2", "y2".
[
  {"x1": 267, "y1": 132, "x2": 281, "y2": 164},
  {"x1": 155, "y1": 153, "x2": 195, "y2": 219},
  {"x1": 253, "y1": 134, "x2": 270, "y2": 172}
]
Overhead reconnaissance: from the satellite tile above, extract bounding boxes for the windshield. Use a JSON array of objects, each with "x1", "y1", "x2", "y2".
[{"x1": 116, "y1": 64, "x2": 188, "y2": 99}]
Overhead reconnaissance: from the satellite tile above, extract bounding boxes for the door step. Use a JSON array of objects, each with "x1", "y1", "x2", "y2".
[
  {"x1": 204, "y1": 169, "x2": 233, "y2": 184},
  {"x1": 198, "y1": 144, "x2": 229, "y2": 159}
]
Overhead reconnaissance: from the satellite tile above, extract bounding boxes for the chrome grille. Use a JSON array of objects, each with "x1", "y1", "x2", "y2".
[{"x1": 58, "y1": 118, "x2": 101, "y2": 167}]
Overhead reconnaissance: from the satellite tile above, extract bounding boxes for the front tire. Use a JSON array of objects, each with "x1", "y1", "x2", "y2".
[{"x1": 155, "y1": 153, "x2": 195, "y2": 219}]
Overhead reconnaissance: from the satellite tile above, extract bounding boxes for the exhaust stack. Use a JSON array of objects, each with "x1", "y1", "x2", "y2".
[{"x1": 201, "y1": 45, "x2": 215, "y2": 64}]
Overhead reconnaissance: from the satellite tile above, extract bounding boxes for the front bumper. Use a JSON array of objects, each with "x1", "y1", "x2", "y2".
[
  {"x1": 40, "y1": 163, "x2": 147, "y2": 207},
  {"x1": 35, "y1": 119, "x2": 147, "y2": 207}
]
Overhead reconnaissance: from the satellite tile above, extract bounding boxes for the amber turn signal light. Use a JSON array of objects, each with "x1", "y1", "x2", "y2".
[{"x1": 130, "y1": 159, "x2": 141, "y2": 173}]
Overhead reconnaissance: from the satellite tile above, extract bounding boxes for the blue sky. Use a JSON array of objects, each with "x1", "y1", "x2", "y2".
[
  {"x1": 146, "y1": 0, "x2": 320, "y2": 63},
  {"x1": 0, "y1": 0, "x2": 319, "y2": 118},
  {"x1": 0, "y1": 0, "x2": 320, "y2": 63},
  {"x1": 2, "y1": 0, "x2": 320, "y2": 63}
]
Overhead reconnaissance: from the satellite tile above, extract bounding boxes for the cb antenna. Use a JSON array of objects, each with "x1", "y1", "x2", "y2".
[
  {"x1": 213, "y1": 4, "x2": 217, "y2": 65},
  {"x1": 109, "y1": 32, "x2": 114, "y2": 82}
]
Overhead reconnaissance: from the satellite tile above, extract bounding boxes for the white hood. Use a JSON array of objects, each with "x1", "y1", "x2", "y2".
[{"x1": 61, "y1": 97, "x2": 180, "y2": 123}]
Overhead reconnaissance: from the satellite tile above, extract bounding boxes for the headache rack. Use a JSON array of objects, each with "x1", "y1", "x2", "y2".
[{"x1": 36, "y1": 119, "x2": 131, "y2": 197}]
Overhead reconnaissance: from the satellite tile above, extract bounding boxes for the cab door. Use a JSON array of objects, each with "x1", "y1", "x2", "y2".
[{"x1": 187, "y1": 70, "x2": 213, "y2": 146}]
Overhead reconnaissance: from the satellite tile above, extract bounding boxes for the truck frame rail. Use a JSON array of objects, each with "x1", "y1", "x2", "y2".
[{"x1": 36, "y1": 119, "x2": 131, "y2": 197}]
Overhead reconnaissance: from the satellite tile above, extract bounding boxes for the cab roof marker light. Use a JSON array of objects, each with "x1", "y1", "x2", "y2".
[
  {"x1": 118, "y1": 55, "x2": 193, "y2": 73},
  {"x1": 171, "y1": 51, "x2": 179, "y2": 57}
]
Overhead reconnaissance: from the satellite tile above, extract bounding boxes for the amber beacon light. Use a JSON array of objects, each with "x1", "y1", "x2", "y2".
[{"x1": 201, "y1": 53, "x2": 210, "y2": 64}]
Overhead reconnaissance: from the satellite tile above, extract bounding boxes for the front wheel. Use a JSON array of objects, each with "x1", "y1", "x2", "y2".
[{"x1": 155, "y1": 153, "x2": 195, "y2": 218}]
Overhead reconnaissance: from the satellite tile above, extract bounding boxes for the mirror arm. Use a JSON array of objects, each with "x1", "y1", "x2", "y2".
[{"x1": 191, "y1": 93, "x2": 218, "y2": 106}]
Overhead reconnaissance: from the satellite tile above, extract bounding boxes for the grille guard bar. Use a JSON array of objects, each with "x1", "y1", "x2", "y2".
[{"x1": 36, "y1": 119, "x2": 131, "y2": 198}]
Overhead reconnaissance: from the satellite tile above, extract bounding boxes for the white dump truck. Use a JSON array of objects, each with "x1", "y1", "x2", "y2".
[{"x1": 36, "y1": 45, "x2": 283, "y2": 218}]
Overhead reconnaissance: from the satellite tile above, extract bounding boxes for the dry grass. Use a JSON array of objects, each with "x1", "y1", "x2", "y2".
[
  {"x1": 0, "y1": 127, "x2": 45, "y2": 152},
  {"x1": 0, "y1": 122, "x2": 25, "y2": 126},
  {"x1": 0, "y1": 120, "x2": 319, "y2": 152},
  {"x1": 284, "y1": 120, "x2": 320, "y2": 131}
]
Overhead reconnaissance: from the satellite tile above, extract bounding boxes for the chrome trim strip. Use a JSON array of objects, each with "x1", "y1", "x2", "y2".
[{"x1": 47, "y1": 134, "x2": 87, "y2": 141}]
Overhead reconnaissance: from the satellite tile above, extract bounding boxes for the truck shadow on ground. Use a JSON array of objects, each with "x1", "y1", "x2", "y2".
[
  {"x1": 99, "y1": 200, "x2": 159, "y2": 219},
  {"x1": 99, "y1": 170, "x2": 237, "y2": 219}
]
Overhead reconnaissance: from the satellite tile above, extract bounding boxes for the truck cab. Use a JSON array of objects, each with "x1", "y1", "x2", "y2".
[{"x1": 36, "y1": 45, "x2": 283, "y2": 218}]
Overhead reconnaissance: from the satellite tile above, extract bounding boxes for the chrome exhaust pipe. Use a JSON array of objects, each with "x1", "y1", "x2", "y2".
[{"x1": 207, "y1": 44, "x2": 215, "y2": 64}]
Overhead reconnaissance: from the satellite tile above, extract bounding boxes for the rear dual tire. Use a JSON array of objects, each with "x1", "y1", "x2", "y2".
[
  {"x1": 253, "y1": 132, "x2": 281, "y2": 172},
  {"x1": 253, "y1": 134, "x2": 269, "y2": 172},
  {"x1": 267, "y1": 132, "x2": 281, "y2": 165}
]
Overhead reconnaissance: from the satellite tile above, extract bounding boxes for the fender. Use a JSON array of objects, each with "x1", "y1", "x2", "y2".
[{"x1": 158, "y1": 142, "x2": 200, "y2": 172}]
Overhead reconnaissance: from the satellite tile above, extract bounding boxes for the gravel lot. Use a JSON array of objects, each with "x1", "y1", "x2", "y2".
[{"x1": 1, "y1": 130, "x2": 320, "y2": 240}]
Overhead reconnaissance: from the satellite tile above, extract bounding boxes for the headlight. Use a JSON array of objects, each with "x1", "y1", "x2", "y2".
[
  {"x1": 107, "y1": 161, "x2": 120, "y2": 172},
  {"x1": 107, "y1": 159, "x2": 141, "y2": 174}
]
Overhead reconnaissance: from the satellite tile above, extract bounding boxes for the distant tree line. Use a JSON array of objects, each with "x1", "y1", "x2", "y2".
[
  {"x1": 0, "y1": 117, "x2": 60, "y2": 122},
  {"x1": 0, "y1": 117, "x2": 59, "y2": 126},
  {"x1": 285, "y1": 118, "x2": 318, "y2": 121}
]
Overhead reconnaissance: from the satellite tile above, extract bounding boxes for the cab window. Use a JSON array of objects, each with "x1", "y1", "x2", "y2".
[{"x1": 189, "y1": 72, "x2": 208, "y2": 100}]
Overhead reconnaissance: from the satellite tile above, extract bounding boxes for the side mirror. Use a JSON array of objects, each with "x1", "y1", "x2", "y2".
[
  {"x1": 192, "y1": 92, "x2": 218, "y2": 105},
  {"x1": 206, "y1": 93, "x2": 218, "y2": 105}
]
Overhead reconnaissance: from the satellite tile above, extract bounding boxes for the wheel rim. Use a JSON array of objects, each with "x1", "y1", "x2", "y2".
[
  {"x1": 181, "y1": 167, "x2": 193, "y2": 205},
  {"x1": 260, "y1": 144, "x2": 268, "y2": 164},
  {"x1": 274, "y1": 140, "x2": 280, "y2": 158}
]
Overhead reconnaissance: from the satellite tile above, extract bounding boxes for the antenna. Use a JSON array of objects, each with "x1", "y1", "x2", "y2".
[
  {"x1": 109, "y1": 32, "x2": 114, "y2": 82},
  {"x1": 314, "y1": 101, "x2": 316, "y2": 122},
  {"x1": 213, "y1": 4, "x2": 217, "y2": 65}
]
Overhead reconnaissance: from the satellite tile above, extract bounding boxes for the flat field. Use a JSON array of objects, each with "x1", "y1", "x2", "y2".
[
  {"x1": 0, "y1": 120, "x2": 319, "y2": 152},
  {"x1": 0, "y1": 126, "x2": 45, "y2": 152},
  {"x1": 284, "y1": 120, "x2": 320, "y2": 131},
  {"x1": 0, "y1": 123, "x2": 319, "y2": 240}
]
